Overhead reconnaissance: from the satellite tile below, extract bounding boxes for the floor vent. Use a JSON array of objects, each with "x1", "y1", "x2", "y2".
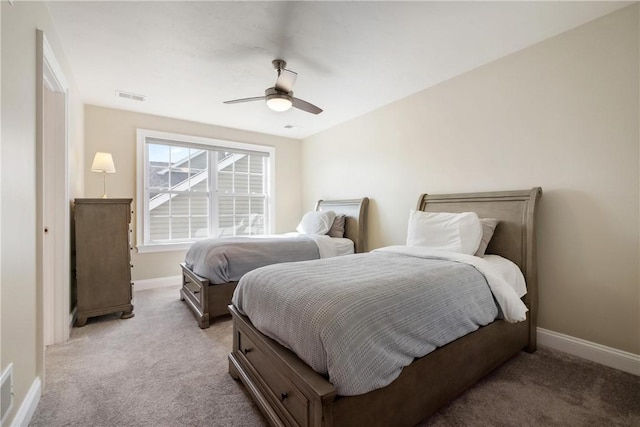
[{"x1": 0, "y1": 363, "x2": 13, "y2": 426}]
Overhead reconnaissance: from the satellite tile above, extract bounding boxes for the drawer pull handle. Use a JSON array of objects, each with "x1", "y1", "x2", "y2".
[
  {"x1": 280, "y1": 392, "x2": 288, "y2": 402},
  {"x1": 242, "y1": 348, "x2": 252, "y2": 355}
]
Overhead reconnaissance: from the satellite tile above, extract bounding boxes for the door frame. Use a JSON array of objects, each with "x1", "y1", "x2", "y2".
[{"x1": 36, "y1": 30, "x2": 70, "y2": 356}]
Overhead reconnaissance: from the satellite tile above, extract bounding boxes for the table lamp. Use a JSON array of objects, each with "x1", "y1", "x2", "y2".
[{"x1": 91, "y1": 152, "x2": 116, "y2": 198}]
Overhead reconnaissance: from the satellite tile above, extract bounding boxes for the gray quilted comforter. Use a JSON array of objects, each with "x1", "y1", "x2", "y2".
[
  {"x1": 185, "y1": 236, "x2": 320, "y2": 284},
  {"x1": 232, "y1": 249, "x2": 506, "y2": 396}
]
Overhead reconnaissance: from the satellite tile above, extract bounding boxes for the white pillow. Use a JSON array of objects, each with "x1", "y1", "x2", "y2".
[
  {"x1": 296, "y1": 210, "x2": 337, "y2": 235},
  {"x1": 406, "y1": 210, "x2": 483, "y2": 255}
]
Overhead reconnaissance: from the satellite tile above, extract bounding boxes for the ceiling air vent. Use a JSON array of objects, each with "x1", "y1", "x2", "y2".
[{"x1": 115, "y1": 90, "x2": 146, "y2": 102}]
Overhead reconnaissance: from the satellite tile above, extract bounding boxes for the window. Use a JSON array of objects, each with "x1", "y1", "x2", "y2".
[{"x1": 136, "y1": 129, "x2": 275, "y2": 252}]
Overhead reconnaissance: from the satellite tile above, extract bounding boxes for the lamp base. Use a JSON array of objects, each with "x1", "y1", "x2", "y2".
[{"x1": 101, "y1": 172, "x2": 109, "y2": 198}]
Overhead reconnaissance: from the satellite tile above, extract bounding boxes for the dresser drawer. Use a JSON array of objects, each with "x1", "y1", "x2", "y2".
[{"x1": 238, "y1": 330, "x2": 309, "y2": 427}]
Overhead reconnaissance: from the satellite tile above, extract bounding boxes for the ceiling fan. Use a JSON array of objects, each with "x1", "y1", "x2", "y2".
[{"x1": 223, "y1": 59, "x2": 323, "y2": 115}]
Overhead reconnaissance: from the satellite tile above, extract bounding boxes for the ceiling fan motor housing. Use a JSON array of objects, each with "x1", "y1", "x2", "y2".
[{"x1": 265, "y1": 87, "x2": 292, "y2": 98}]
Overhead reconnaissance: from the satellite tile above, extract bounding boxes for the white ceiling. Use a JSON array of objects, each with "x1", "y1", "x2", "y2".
[{"x1": 47, "y1": 1, "x2": 631, "y2": 140}]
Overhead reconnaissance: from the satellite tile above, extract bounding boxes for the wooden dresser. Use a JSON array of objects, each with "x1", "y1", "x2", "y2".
[{"x1": 74, "y1": 198, "x2": 134, "y2": 327}]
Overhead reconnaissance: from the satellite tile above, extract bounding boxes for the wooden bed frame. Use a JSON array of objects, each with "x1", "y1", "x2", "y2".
[
  {"x1": 228, "y1": 188, "x2": 542, "y2": 427},
  {"x1": 180, "y1": 198, "x2": 369, "y2": 329}
]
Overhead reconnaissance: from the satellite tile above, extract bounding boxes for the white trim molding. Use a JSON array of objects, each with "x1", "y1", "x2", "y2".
[
  {"x1": 538, "y1": 328, "x2": 640, "y2": 376},
  {"x1": 38, "y1": 29, "x2": 71, "y2": 348},
  {"x1": 10, "y1": 377, "x2": 41, "y2": 427},
  {"x1": 133, "y1": 275, "x2": 182, "y2": 292},
  {"x1": 69, "y1": 306, "x2": 77, "y2": 331},
  {"x1": 136, "y1": 242, "x2": 192, "y2": 254},
  {"x1": 1, "y1": 364, "x2": 13, "y2": 426}
]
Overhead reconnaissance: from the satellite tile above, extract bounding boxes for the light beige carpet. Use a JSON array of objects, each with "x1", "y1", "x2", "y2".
[{"x1": 31, "y1": 287, "x2": 639, "y2": 426}]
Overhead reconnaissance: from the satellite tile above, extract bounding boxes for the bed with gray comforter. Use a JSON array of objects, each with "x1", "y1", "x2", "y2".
[
  {"x1": 232, "y1": 247, "x2": 526, "y2": 396},
  {"x1": 185, "y1": 236, "x2": 320, "y2": 284},
  {"x1": 180, "y1": 198, "x2": 369, "y2": 329}
]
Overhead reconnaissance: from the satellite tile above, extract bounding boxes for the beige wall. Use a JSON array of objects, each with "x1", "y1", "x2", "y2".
[
  {"x1": 1, "y1": 1, "x2": 84, "y2": 424},
  {"x1": 302, "y1": 6, "x2": 640, "y2": 355},
  {"x1": 84, "y1": 106, "x2": 302, "y2": 281}
]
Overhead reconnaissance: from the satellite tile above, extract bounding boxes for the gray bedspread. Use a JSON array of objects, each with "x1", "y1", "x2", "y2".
[
  {"x1": 185, "y1": 236, "x2": 320, "y2": 284},
  {"x1": 232, "y1": 251, "x2": 500, "y2": 396}
]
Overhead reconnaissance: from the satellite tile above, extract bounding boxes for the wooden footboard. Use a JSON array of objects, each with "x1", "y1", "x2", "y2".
[
  {"x1": 229, "y1": 305, "x2": 529, "y2": 427},
  {"x1": 180, "y1": 263, "x2": 237, "y2": 329}
]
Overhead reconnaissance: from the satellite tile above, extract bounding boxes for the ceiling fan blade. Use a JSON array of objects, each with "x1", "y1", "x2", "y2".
[
  {"x1": 275, "y1": 69, "x2": 297, "y2": 93},
  {"x1": 223, "y1": 96, "x2": 265, "y2": 104},
  {"x1": 292, "y1": 97, "x2": 323, "y2": 115}
]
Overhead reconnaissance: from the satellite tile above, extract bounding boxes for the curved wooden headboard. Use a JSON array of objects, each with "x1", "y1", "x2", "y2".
[
  {"x1": 417, "y1": 188, "x2": 542, "y2": 348},
  {"x1": 315, "y1": 198, "x2": 369, "y2": 253}
]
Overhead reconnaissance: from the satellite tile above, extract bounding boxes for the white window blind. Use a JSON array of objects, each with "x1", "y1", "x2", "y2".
[{"x1": 136, "y1": 130, "x2": 274, "y2": 252}]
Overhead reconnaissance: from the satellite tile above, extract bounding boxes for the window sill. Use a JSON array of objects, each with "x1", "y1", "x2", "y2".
[{"x1": 136, "y1": 242, "x2": 194, "y2": 254}]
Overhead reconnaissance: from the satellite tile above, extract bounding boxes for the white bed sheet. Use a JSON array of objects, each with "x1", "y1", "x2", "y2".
[
  {"x1": 267, "y1": 232, "x2": 355, "y2": 258},
  {"x1": 373, "y1": 246, "x2": 528, "y2": 322},
  {"x1": 332, "y1": 237, "x2": 355, "y2": 256}
]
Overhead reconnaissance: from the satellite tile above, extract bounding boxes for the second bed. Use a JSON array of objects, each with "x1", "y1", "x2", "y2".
[{"x1": 180, "y1": 198, "x2": 369, "y2": 328}]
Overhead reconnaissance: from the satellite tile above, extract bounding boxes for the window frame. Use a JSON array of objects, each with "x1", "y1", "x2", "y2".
[{"x1": 136, "y1": 129, "x2": 275, "y2": 253}]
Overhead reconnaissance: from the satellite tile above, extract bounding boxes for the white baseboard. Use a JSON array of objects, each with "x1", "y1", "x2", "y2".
[
  {"x1": 537, "y1": 328, "x2": 640, "y2": 376},
  {"x1": 133, "y1": 275, "x2": 181, "y2": 292},
  {"x1": 10, "y1": 377, "x2": 41, "y2": 427}
]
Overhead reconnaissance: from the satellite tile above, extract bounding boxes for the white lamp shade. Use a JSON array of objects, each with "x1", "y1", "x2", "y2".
[{"x1": 91, "y1": 152, "x2": 116, "y2": 173}]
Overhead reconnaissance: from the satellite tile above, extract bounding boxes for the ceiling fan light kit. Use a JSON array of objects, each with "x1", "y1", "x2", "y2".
[
  {"x1": 224, "y1": 59, "x2": 323, "y2": 115},
  {"x1": 265, "y1": 88, "x2": 293, "y2": 112}
]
